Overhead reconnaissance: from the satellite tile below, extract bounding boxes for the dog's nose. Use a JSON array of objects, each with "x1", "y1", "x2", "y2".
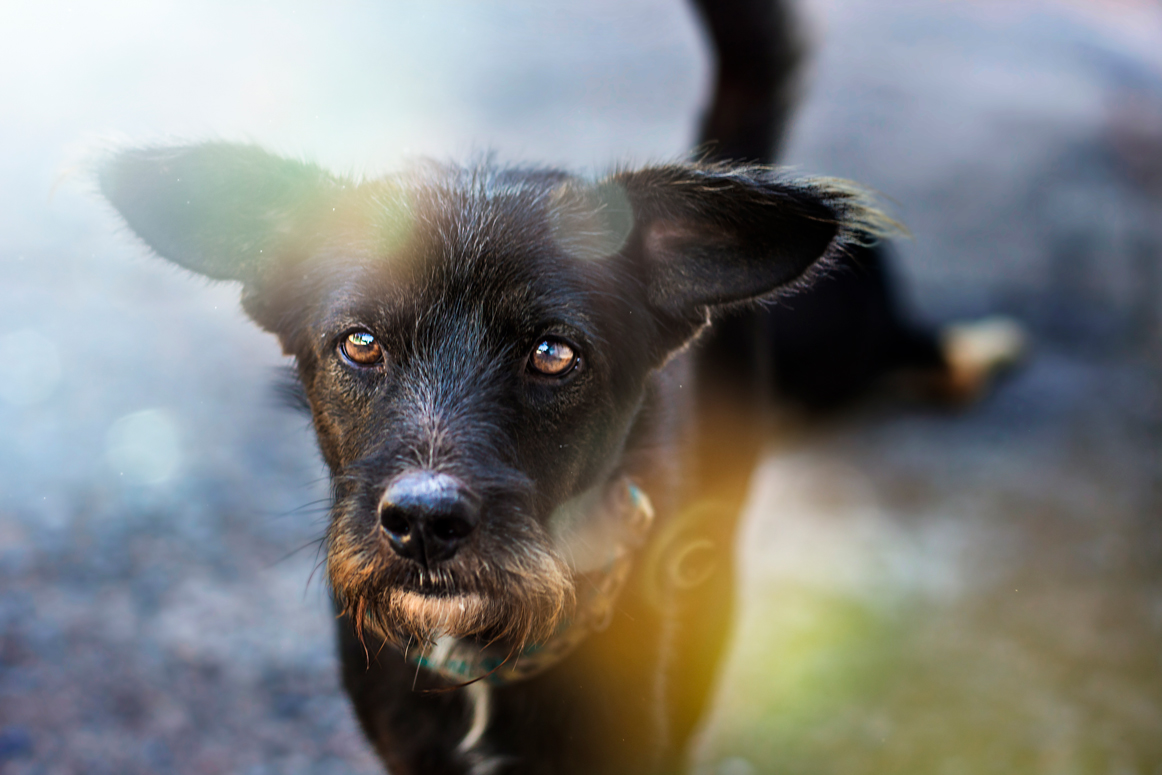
[{"x1": 378, "y1": 472, "x2": 480, "y2": 566}]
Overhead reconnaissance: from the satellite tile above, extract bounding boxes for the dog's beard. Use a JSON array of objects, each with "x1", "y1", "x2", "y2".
[{"x1": 327, "y1": 502, "x2": 574, "y2": 651}]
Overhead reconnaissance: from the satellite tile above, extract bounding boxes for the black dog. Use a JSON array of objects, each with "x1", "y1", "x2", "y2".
[
  {"x1": 98, "y1": 3, "x2": 1019, "y2": 772},
  {"x1": 100, "y1": 142, "x2": 895, "y2": 773}
]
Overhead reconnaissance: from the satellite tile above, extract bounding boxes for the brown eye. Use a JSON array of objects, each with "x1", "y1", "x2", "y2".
[
  {"x1": 340, "y1": 331, "x2": 383, "y2": 366},
  {"x1": 529, "y1": 339, "x2": 578, "y2": 376}
]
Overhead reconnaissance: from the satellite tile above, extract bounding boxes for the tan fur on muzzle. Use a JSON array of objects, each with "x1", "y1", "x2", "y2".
[{"x1": 327, "y1": 517, "x2": 575, "y2": 650}]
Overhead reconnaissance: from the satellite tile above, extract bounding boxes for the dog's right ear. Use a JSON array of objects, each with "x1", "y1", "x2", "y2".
[{"x1": 99, "y1": 142, "x2": 342, "y2": 287}]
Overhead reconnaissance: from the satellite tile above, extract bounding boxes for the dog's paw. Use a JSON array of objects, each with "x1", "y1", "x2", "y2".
[{"x1": 931, "y1": 315, "x2": 1028, "y2": 404}]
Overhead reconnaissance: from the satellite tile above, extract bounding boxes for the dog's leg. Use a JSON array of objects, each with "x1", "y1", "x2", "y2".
[
  {"x1": 338, "y1": 618, "x2": 479, "y2": 775},
  {"x1": 759, "y1": 241, "x2": 947, "y2": 409}
]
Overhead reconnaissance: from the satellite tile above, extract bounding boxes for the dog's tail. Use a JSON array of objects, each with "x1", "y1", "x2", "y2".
[{"x1": 689, "y1": 0, "x2": 804, "y2": 165}]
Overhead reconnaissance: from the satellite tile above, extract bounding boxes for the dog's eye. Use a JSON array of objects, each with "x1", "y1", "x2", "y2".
[
  {"x1": 529, "y1": 339, "x2": 578, "y2": 377},
  {"x1": 340, "y1": 331, "x2": 384, "y2": 366}
]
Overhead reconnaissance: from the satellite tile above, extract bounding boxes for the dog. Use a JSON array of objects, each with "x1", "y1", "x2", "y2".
[
  {"x1": 99, "y1": 143, "x2": 895, "y2": 773},
  {"x1": 98, "y1": 2, "x2": 1020, "y2": 772}
]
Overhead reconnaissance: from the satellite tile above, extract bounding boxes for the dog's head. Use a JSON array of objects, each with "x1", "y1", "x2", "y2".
[{"x1": 100, "y1": 143, "x2": 889, "y2": 649}]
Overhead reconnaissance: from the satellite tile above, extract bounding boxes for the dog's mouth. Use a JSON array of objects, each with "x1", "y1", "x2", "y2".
[
  {"x1": 373, "y1": 589, "x2": 494, "y2": 639},
  {"x1": 328, "y1": 476, "x2": 654, "y2": 661}
]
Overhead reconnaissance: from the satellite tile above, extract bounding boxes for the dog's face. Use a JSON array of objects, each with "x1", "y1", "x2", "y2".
[{"x1": 100, "y1": 143, "x2": 886, "y2": 649}]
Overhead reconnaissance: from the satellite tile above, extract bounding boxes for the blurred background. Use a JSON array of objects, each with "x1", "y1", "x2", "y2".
[{"x1": 2, "y1": 0, "x2": 1162, "y2": 772}]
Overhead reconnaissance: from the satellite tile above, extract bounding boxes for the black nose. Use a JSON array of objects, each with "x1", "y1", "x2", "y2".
[{"x1": 378, "y1": 472, "x2": 480, "y2": 567}]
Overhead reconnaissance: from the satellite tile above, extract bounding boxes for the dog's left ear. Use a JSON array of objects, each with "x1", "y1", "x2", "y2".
[
  {"x1": 98, "y1": 143, "x2": 352, "y2": 333},
  {"x1": 97, "y1": 143, "x2": 342, "y2": 284},
  {"x1": 602, "y1": 164, "x2": 896, "y2": 352}
]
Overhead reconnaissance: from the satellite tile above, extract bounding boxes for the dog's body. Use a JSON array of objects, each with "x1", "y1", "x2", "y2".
[{"x1": 97, "y1": 3, "x2": 988, "y2": 772}]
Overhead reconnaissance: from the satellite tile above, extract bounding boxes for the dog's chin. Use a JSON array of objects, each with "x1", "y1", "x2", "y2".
[
  {"x1": 329, "y1": 538, "x2": 576, "y2": 649},
  {"x1": 349, "y1": 584, "x2": 572, "y2": 649},
  {"x1": 377, "y1": 589, "x2": 497, "y2": 642}
]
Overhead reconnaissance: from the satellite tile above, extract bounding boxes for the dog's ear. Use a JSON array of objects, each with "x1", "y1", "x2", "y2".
[
  {"x1": 98, "y1": 143, "x2": 341, "y2": 285},
  {"x1": 601, "y1": 163, "x2": 898, "y2": 352}
]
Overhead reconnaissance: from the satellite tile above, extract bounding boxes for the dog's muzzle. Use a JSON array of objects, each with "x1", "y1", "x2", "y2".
[{"x1": 404, "y1": 477, "x2": 655, "y2": 685}]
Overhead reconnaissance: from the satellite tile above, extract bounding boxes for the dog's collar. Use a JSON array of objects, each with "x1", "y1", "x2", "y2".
[{"x1": 403, "y1": 477, "x2": 655, "y2": 686}]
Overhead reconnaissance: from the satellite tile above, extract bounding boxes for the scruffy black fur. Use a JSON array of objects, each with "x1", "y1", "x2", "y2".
[
  {"x1": 100, "y1": 142, "x2": 895, "y2": 773},
  {"x1": 96, "y1": 2, "x2": 964, "y2": 772}
]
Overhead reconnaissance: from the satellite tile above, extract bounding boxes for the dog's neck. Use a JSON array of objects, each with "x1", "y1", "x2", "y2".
[{"x1": 403, "y1": 477, "x2": 655, "y2": 686}]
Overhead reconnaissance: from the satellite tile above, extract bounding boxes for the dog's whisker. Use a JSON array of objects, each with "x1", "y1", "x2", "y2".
[
  {"x1": 278, "y1": 497, "x2": 335, "y2": 517},
  {"x1": 304, "y1": 546, "x2": 331, "y2": 597},
  {"x1": 271, "y1": 535, "x2": 328, "y2": 569}
]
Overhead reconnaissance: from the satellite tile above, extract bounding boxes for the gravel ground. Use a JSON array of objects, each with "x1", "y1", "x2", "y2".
[{"x1": 2, "y1": 1, "x2": 1161, "y2": 773}]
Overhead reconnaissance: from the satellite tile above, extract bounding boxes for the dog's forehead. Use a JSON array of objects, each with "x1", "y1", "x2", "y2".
[
  {"x1": 319, "y1": 165, "x2": 634, "y2": 334},
  {"x1": 411, "y1": 173, "x2": 586, "y2": 296}
]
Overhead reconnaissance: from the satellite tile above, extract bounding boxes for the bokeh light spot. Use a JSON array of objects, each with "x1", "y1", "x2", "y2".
[
  {"x1": 105, "y1": 408, "x2": 182, "y2": 485},
  {"x1": 554, "y1": 181, "x2": 635, "y2": 261}
]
